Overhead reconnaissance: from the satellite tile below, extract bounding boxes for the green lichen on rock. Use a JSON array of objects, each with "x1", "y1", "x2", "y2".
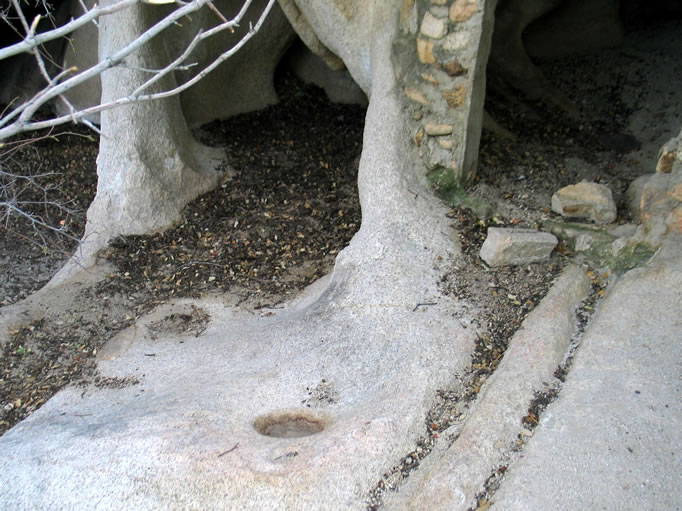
[
  {"x1": 609, "y1": 242, "x2": 657, "y2": 275},
  {"x1": 427, "y1": 166, "x2": 493, "y2": 219},
  {"x1": 546, "y1": 220, "x2": 656, "y2": 274},
  {"x1": 547, "y1": 221, "x2": 616, "y2": 265}
]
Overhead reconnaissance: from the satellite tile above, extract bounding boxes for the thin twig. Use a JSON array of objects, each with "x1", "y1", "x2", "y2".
[
  {"x1": 217, "y1": 442, "x2": 239, "y2": 457},
  {"x1": 412, "y1": 302, "x2": 438, "y2": 312},
  {"x1": 0, "y1": 0, "x2": 138, "y2": 61},
  {"x1": 206, "y1": 1, "x2": 228, "y2": 24}
]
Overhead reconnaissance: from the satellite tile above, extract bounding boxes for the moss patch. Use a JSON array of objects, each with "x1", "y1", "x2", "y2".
[
  {"x1": 546, "y1": 220, "x2": 656, "y2": 274},
  {"x1": 610, "y1": 242, "x2": 657, "y2": 275},
  {"x1": 427, "y1": 166, "x2": 493, "y2": 219}
]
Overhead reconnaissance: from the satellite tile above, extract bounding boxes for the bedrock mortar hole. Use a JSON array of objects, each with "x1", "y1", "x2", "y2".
[{"x1": 253, "y1": 410, "x2": 328, "y2": 438}]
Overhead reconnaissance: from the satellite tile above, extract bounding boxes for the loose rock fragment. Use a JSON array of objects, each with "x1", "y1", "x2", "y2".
[
  {"x1": 449, "y1": 0, "x2": 478, "y2": 22},
  {"x1": 442, "y1": 86, "x2": 467, "y2": 108},
  {"x1": 420, "y1": 11, "x2": 448, "y2": 39},
  {"x1": 479, "y1": 228, "x2": 558, "y2": 267},
  {"x1": 657, "y1": 151, "x2": 676, "y2": 174},
  {"x1": 425, "y1": 121, "x2": 454, "y2": 136},
  {"x1": 551, "y1": 182, "x2": 617, "y2": 224},
  {"x1": 440, "y1": 59, "x2": 467, "y2": 77},
  {"x1": 417, "y1": 38, "x2": 436, "y2": 64},
  {"x1": 405, "y1": 86, "x2": 429, "y2": 105}
]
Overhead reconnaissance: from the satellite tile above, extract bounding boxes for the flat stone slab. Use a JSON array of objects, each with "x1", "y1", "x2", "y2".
[
  {"x1": 480, "y1": 227, "x2": 558, "y2": 267},
  {"x1": 490, "y1": 236, "x2": 682, "y2": 510}
]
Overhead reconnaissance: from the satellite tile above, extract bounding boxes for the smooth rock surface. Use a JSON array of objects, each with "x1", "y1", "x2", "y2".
[
  {"x1": 490, "y1": 235, "x2": 682, "y2": 511},
  {"x1": 479, "y1": 227, "x2": 558, "y2": 267},
  {"x1": 391, "y1": 265, "x2": 590, "y2": 510},
  {"x1": 551, "y1": 182, "x2": 617, "y2": 224},
  {"x1": 0, "y1": 4, "x2": 479, "y2": 508}
]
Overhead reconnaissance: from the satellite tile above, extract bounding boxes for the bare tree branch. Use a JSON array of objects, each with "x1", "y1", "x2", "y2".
[
  {"x1": 0, "y1": 0, "x2": 138, "y2": 61},
  {"x1": 0, "y1": 0, "x2": 276, "y2": 249},
  {"x1": 0, "y1": 0, "x2": 274, "y2": 140},
  {"x1": 131, "y1": 0, "x2": 276, "y2": 98},
  {"x1": 10, "y1": 0, "x2": 56, "y2": 88}
]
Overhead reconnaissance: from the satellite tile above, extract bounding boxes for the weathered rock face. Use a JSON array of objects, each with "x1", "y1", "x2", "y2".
[
  {"x1": 485, "y1": 0, "x2": 623, "y2": 116},
  {"x1": 546, "y1": 131, "x2": 682, "y2": 275},
  {"x1": 389, "y1": 264, "x2": 591, "y2": 510},
  {"x1": 627, "y1": 129, "x2": 682, "y2": 244},
  {"x1": 278, "y1": 0, "x2": 373, "y2": 94},
  {"x1": 4, "y1": 3, "x2": 682, "y2": 509},
  {"x1": 42, "y1": 0, "x2": 500, "y2": 276},
  {"x1": 260, "y1": 0, "x2": 499, "y2": 189},
  {"x1": 0, "y1": 3, "x2": 486, "y2": 507},
  {"x1": 488, "y1": 0, "x2": 566, "y2": 109},
  {"x1": 485, "y1": 0, "x2": 628, "y2": 117}
]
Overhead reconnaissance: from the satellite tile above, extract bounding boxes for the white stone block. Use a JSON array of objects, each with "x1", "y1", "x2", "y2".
[
  {"x1": 421, "y1": 11, "x2": 448, "y2": 39},
  {"x1": 480, "y1": 228, "x2": 558, "y2": 267}
]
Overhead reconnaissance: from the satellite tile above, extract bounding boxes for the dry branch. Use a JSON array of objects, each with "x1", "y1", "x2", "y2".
[
  {"x1": 0, "y1": 0, "x2": 275, "y2": 140},
  {"x1": 0, "y1": 0, "x2": 274, "y2": 246}
]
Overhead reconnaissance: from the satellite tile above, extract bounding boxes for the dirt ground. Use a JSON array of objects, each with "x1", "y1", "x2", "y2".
[{"x1": 1, "y1": 20, "x2": 680, "y2": 436}]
